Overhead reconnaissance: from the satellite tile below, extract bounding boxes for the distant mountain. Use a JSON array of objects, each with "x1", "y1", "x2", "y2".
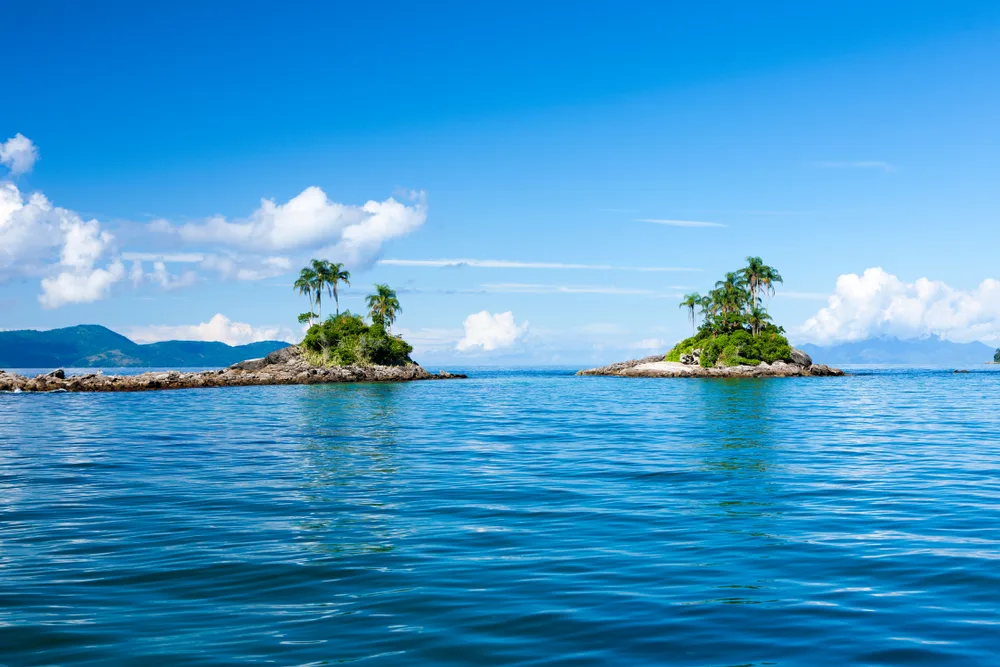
[
  {"x1": 799, "y1": 336, "x2": 995, "y2": 366},
  {"x1": 0, "y1": 325, "x2": 289, "y2": 369}
]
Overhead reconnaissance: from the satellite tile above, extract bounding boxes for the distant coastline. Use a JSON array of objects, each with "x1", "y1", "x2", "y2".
[{"x1": 0, "y1": 325, "x2": 287, "y2": 369}]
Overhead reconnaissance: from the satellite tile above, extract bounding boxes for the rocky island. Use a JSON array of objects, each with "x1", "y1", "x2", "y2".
[
  {"x1": 0, "y1": 345, "x2": 465, "y2": 393},
  {"x1": 579, "y1": 257, "x2": 844, "y2": 379},
  {"x1": 1, "y1": 266, "x2": 466, "y2": 393}
]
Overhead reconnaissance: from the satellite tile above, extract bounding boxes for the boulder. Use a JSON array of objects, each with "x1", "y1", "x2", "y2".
[
  {"x1": 790, "y1": 349, "x2": 812, "y2": 367},
  {"x1": 229, "y1": 357, "x2": 267, "y2": 372},
  {"x1": 807, "y1": 364, "x2": 844, "y2": 377},
  {"x1": 44, "y1": 368, "x2": 66, "y2": 379}
]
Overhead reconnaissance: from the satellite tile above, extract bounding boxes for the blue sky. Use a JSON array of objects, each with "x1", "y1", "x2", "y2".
[{"x1": 3, "y1": 1, "x2": 1000, "y2": 363}]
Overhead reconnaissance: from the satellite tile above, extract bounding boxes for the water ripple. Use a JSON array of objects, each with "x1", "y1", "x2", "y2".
[{"x1": 1, "y1": 369, "x2": 998, "y2": 665}]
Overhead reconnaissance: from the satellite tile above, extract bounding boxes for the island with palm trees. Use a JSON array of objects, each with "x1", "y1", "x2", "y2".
[
  {"x1": 578, "y1": 257, "x2": 844, "y2": 378},
  {"x1": 1, "y1": 258, "x2": 464, "y2": 392},
  {"x1": 292, "y1": 259, "x2": 416, "y2": 368}
]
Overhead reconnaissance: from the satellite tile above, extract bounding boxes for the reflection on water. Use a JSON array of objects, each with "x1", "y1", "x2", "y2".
[
  {"x1": 1, "y1": 369, "x2": 999, "y2": 665},
  {"x1": 293, "y1": 384, "x2": 406, "y2": 556}
]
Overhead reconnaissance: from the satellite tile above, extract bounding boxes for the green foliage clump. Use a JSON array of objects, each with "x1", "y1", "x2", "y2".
[
  {"x1": 697, "y1": 329, "x2": 792, "y2": 368},
  {"x1": 665, "y1": 331, "x2": 712, "y2": 362},
  {"x1": 995, "y1": 349, "x2": 1000, "y2": 363},
  {"x1": 302, "y1": 312, "x2": 413, "y2": 367}
]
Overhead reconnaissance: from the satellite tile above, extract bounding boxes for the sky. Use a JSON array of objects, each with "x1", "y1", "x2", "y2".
[{"x1": 3, "y1": 1, "x2": 1000, "y2": 364}]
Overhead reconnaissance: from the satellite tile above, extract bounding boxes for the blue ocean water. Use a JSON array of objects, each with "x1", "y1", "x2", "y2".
[{"x1": 1, "y1": 368, "x2": 999, "y2": 666}]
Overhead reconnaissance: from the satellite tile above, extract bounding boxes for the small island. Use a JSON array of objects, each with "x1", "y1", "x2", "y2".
[
  {"x1": 0, "y1": 260, "x2": 465, "y2": 393},
  {"x1": 579, "y1": 257, "x2": 844, "y2": 378}
]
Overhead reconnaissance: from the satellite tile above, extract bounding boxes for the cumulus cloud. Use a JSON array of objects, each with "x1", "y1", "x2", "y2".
[
  {"x1": 0, "y1": 134, "x2": 38, "y2": 175},
  {"x1": 456, "y1": 311, "x2": 529, "y2": 352},
  {"x1": 157, "y1": 187, "x2": 427, "y2": 267},
  {"x1": 799, "y1": 268, "x2": 1000, "y2": 344},
  {"x1": 126, "y1": 313, "x2": 296, "y2": 346},
  {"x1": 0, "y1": 133, "x2": 427, "y2": 309},
  {"x1": 40, "y1": 262, "x2": 126, "y2": 308},
  {"x1": 0, "y1": 180, "x2": 124, "y2": 307}
]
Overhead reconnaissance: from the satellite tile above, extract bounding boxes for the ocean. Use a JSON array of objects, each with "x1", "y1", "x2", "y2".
[{"x1": 2, "y1": 368, "x2": 999, "y2": 665}]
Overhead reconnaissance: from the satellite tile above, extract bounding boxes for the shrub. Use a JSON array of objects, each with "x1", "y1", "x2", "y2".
[
  {"x1": 301, "y1": 311, "x2": 413, "y2": 367},
  {"x1": 697, "y1": 329, "x2": 792, "y2": 368},
  {"x1": 664, "y1": 331, "x2": 711, "y2": 362}
]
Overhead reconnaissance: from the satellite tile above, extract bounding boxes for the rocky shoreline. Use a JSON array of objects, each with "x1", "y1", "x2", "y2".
[
  {"x1": 0, "y1": 346, "x2": 466, "y2": 393},
  {"x1": 577, "y1": 349, "x2": 844, "y2": 378}
]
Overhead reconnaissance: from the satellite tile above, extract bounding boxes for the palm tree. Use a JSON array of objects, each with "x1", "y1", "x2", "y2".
[
  {"x1": 310, "y1": 259, "x2": 328, "y2": 320},
  {"x1": 714, "y1": 272, "x2": 747, "y2": 315},
  {"x1": 325, "y1": 262, "x2": 351, "y2": 315},
  {"x1": 743, "y1": 256, "x2": 766, "y2": 307},
  {"x1": 747, "y1": 304, "x2": 772, "y2": 337},
  {"x1": 294, "y1": 267, "x2": 318, "y2": 326},
  {"x1": 366, "y1": 284, "x2": 401, "y2": 331},
  {"x1": 679, "y1": 292, "x2": 702, "y2": 336}
]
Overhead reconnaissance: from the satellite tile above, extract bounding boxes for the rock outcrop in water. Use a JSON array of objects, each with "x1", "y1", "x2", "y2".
[
  {"x1": 577, "y1": 349, "x2": 843, "y2": 378},
  {"x1": 0, "y1": 345, "x2": 465, "y2": 392}
]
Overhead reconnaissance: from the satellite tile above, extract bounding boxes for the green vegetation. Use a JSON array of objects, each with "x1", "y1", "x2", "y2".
[
  {"x1": 994, "y1": 349, "x2": 1000, "y2": 363},
  {"x1": 666, "y1": 257, "x2": 794, "y2": 368},
  {"x1": 295, "y1": 261, "x2": 413, "y2": 367},
  {"x1": 302, "y1": 312, "x2": 413, "y2": 367}
]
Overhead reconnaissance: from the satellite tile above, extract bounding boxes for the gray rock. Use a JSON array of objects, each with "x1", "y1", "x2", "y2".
[
  {"x1": 229, "y1": 357, "x2": 266, "y2": 372},
  {"x1": 806, "y1": 364, "x2": 844, "y2": 376},
  {"x1": 790, "y1": 349, "x2": 812, "y2": 367},
  {"x1": 44, "y1": 369, "x2": 66, "y2": 379}
]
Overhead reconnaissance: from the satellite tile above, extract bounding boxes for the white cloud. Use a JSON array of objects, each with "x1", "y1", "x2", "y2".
[
  {"x1": 629, "y1": 338, "x2": 666, "y2": 350},
  {"x1": 126, "y1": 313, "x2": 296, "y2": 346},
  {"x1": 636, "y1": 219, "x2": 726, "y2": 228},
  {"x1": 121, "y1": 252, "x2": 206, "y2": 263},
  {"x1": 378, "y1": 258, "x2": 700, "y2": 272},
  {"x1": 456, "y1": 311, "x2": 529, "y2": 352},
  {"x1": 40, "y1": 262, "x2": 126, "y2": 308},
  {"x1": 0, "y1": 134, "x2": 38, "y2": 175},
  {"x1": 799, "y1": 268, "x2": 1000, "y2": 344},
  {"x1": 0, "y1": 180, "x2": 123, "y2": 307},
  {"x1": 813, "y1": 160, "x2": 895, "y2": 172},
  {"x1": 199, "y1": 254, "x2": 291, "y2": 281},
  {"x1": 157, "y1": 187, "x2": 427, "y2": 267}
]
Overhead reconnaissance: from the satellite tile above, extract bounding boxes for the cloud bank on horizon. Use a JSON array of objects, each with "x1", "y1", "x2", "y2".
[
  {"x1": 0, "y1": 133, "x2": 426, "y2": 309},
  {"x1": 799, "y1": 268, "x2": 1000, "y2": 345},
  {"x1": 126, "y1": 313, "x2": 296, "y2": 346}
]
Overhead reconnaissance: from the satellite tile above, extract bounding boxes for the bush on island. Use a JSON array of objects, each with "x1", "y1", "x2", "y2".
[{"x1": 302, "y1": 312, "x2": 414, "y2": 367}]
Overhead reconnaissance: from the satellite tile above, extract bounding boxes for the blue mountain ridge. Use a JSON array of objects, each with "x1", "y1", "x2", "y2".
[
  {"x1": 0, "y1": 325, "x2": 289, "y2": 368},
  {"x1": 799, "y1": 335, "x2": 996, "y2": 366}
]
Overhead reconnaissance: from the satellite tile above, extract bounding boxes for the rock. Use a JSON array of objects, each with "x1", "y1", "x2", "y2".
[
  {"x1": 806, "y1": 364, "x2": 844, "y2": 377},
  {"x1": 6, "y1": 345, "x2": 466, "y2": 393},
  {"x1": 790, "y1": 349, "x2": 812, "y2": 367},
  {"x1": 579, "y1": 356, "x2": 844, "y2": 378},
  {"x1": 229, "y1": 357, "x2": 266, "y2": 372},
  {"x1": 679, "y1": 353, "x2": 696, "y2": 365}
]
